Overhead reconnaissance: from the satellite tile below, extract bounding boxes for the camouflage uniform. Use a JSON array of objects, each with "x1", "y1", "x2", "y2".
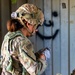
[
  {"x1": 1, "y1": 3, "x2": 47, "y2": 75},
  {"x1": 1, "y1": 30, "x2": 47, "y2": 75}
]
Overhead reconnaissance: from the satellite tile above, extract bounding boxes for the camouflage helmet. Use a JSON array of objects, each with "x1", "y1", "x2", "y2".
[{"x1": 11, "y1": 3, "x2": 44, "y2": 28}]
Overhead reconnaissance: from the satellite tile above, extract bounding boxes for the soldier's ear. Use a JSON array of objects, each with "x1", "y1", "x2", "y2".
[
  {"x1": 26, "y1": 22, "x2": 33, "y2": 28},
  {"x1": 26, "y1": 22, "x2": 30, "y2": 28}
]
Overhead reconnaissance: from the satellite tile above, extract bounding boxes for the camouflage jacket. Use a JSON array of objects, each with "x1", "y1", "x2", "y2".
[{"x1": 1, "y1": 30, "x2": 47, "y2": 75}]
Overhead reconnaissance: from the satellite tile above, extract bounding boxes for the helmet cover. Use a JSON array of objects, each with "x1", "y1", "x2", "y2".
[{"x1": 11, "y1": 3, "x2": 44, "y2": 28}]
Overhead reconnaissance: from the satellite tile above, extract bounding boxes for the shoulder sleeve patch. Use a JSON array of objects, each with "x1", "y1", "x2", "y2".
[{"x1": 26, "y1": 41, "x2": 32, "y2": 50}]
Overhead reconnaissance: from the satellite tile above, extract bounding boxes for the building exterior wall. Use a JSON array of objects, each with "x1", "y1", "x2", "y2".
[{"x1": 0, "y1": 0, "x2": 75, "y2": 75}]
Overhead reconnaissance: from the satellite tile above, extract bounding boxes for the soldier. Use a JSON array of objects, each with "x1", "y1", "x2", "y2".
[{"x1": 1, "y1": 3, "x2": 50, "y2": 75}]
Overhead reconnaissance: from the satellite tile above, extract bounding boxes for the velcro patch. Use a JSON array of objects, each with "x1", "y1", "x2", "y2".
[{"x1": 26, "y1": 41, "x2": 32, "y2": 50}]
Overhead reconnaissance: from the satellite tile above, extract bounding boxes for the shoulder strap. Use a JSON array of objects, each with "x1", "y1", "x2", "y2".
[{"x1": 8, "y1": 32, "x2": 37, "y2": 62}]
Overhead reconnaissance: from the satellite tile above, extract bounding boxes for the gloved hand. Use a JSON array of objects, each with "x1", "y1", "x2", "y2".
[{"x1": 43, "y1": 48, "x2": 51, "y2": 60}]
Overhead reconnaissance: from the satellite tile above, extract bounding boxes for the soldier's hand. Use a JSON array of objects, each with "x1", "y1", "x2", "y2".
[
  {"x1": 40, "y1": 54, "x2": 46, "y2": 60},
  {"x1": 43, "y1": 49, "x2": 51, "y2": 60}
]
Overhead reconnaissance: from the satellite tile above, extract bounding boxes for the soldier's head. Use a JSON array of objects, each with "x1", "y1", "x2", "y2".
[{"x1": 11, "y1": 3, "x2": 44, "y2": 35}]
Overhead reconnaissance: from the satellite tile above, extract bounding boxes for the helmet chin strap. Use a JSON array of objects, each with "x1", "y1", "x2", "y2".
[
  {"x1": 24, "y1": 25, "x2": 33, "y2": 35},
  {"x1": 21, "y1": 18, "x2": 35, "y2": 35}
]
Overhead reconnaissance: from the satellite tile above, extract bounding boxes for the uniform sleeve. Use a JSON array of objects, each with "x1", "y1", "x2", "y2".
[{"x1": 18, "y1": 39, "x2": 47, "y2": 75}]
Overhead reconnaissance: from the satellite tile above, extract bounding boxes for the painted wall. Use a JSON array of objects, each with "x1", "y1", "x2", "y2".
[{"x1": 0, "y1": 0, "x2": 75, "y2": 75}]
